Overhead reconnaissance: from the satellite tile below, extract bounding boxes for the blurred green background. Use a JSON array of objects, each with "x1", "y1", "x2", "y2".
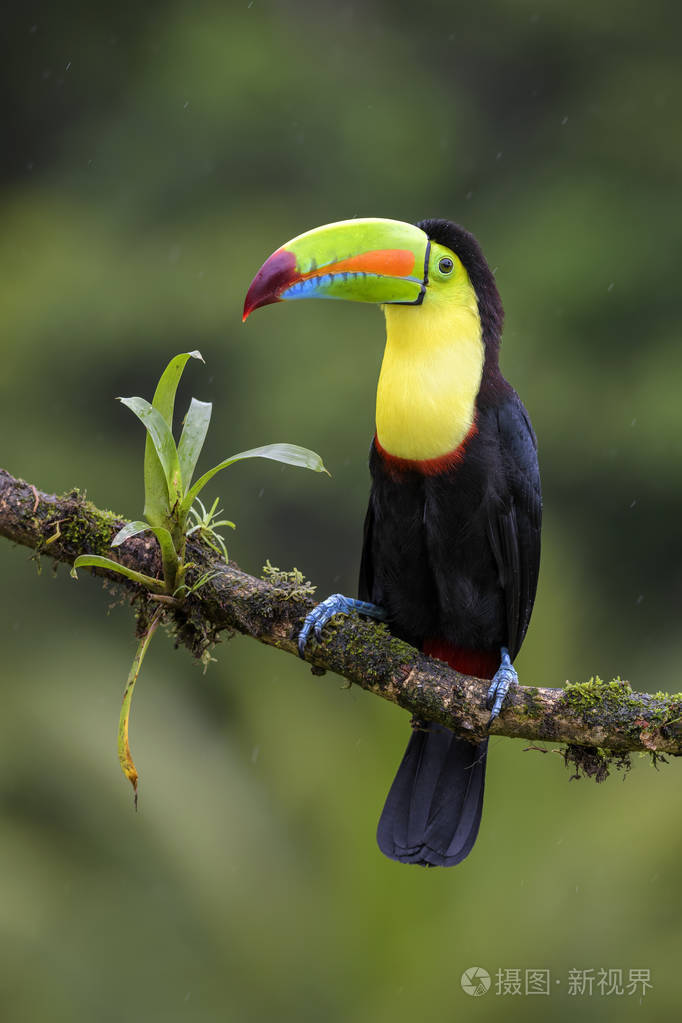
[{"x1": 1, "y1": 1, "x2": 681, "y2": 1019}]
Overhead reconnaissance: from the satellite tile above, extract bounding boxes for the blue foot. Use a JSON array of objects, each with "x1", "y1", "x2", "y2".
[
  {"x1": 298, "y1": 593, "x2": 386, "y2": 658},
  {"x1": 486, "y1": 647, "x2": 518, "y2": 725}
]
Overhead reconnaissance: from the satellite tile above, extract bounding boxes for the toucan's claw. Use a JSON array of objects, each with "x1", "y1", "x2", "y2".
[
  {"x1": 298, "y1": 593, "x2": 387, "y2": 658},
  {"x1": 486, "y1": 646, "x2": 518, "y2": 725}
]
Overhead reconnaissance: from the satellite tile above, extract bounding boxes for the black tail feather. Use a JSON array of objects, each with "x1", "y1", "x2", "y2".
[{"x1": 376, "y1": 723, "x2": 487, "y2": 867}]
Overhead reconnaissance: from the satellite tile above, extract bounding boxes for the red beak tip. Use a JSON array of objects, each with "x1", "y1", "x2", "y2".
[{"x1": 242, "y1": 248, "x2": 298, "y2": 324}]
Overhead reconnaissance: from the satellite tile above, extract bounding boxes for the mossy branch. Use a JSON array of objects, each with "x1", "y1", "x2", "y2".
[{"x1": 2, "y1": 466, "x2": 681, "y2": 764}]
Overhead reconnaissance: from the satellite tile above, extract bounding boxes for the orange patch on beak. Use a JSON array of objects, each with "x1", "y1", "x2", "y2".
[{"x1": 300, "y1": 248, "x2": 417, "y2": 281}]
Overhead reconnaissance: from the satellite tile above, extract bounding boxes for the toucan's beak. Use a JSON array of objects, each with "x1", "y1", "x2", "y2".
[{"x1": 243, "y1": 218, "x2": 430, "y2": 321}]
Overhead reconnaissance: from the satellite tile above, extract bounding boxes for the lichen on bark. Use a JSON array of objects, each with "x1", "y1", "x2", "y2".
[{"x1": 2, "y1": 466, "x2": 681, "y2": 762}]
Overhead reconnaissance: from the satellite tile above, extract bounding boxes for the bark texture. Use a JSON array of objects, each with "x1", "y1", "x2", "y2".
[{"x1": 2, "y1": 467, "x2": 680, "y2": 763}]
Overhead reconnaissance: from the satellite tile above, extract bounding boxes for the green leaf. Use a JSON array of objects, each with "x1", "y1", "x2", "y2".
[
  {"x1": 180, "y1": 443, "x2": 329, "y2": 517},
  {"x1": 111, "y1": 520, "x2": 154, "y2": 547},
  {"x1": 71, "y1": 555, "x2": 166, "y2": 594},
  {"x1": 142, "y1": 351, "x2": 203, "y2": 526},
  {"x1": 177, "y1": 398, "x2": 212, "y2": 493},
  {"x1": 151, "y1": 350, "x2": 204, "y2": 426},
  {"x1": 119, "y1": 397, "x2": 184, "y2": 507},
  {"x1": 112, "y1": 521, "x2": 179, "y2": 591}
]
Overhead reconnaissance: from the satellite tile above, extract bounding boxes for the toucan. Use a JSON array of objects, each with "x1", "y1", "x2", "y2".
[{"x1": 243, "y1": 218, "x2": 542, "y2": 866}]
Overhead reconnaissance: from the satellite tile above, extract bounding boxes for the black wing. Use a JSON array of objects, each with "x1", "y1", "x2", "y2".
[
  {"x1": 487, "y1": 394, "x2": 542, "y2": 661},
  {"x1": 358, "y1": 498, "x2": 375, "y2": 603}
]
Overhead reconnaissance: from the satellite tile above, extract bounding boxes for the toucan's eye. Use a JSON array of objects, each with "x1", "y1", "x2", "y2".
[{"x1": 438, "y1": 257, "x2": 454, "y2": 275}]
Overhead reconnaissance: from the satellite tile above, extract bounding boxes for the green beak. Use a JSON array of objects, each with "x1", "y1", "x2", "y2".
[{"x1": 243, "y1": 218, "x2": 430, "y2": 320}]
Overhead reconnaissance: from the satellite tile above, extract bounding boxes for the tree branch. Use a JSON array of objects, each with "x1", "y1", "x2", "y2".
[{"x1": 2, "y1": 466, "x2": 680, "y2": 765}]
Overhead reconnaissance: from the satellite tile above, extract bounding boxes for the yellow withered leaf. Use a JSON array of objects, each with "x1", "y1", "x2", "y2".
[{"x1": 117, "y1": 611, "x2": 162, "y2": 808}]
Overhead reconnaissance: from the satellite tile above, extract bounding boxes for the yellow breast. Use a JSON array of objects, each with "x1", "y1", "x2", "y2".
[{"x1": 376, "y1": 280, "x2": 484, "y2": 461}]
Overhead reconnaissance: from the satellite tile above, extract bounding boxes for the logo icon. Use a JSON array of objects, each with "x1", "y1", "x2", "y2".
[{"x1": 461, "y1": 967, "x2": 491, "y2": 997}]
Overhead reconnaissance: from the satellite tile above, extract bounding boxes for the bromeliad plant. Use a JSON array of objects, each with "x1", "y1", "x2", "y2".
[
  {"x1": 73, "y1": 350, "x2": 327, "y2": 594},
  {"x1": 72, "y1": 350, "x2": 327, "y2": 802}
]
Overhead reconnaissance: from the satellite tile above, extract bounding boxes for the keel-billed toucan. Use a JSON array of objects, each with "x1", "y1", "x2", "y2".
[{"x1": 243, "y1": 218, "x2": 542, "y2": 866}]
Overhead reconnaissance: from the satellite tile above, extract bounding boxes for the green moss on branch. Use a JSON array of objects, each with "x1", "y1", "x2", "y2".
[{"x1": 2, "y1": 466, "x2": 682, "y2": 761}]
